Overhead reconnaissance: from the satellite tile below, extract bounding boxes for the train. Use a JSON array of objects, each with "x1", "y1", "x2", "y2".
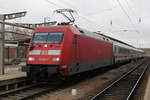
[{"x1": 21, "y1": 24, "x2": 143, "y2": 81}]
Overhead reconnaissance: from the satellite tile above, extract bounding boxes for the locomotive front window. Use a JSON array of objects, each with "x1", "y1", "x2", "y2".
[
  {"x1": 33, "y1": 33, "x2": 48, "y2": 43},
  {"x1": 47, "y1": 32, "x2": 63, "y2": 43},
  {"x1": 32, "y1": 32, "x2": 63, "y2": 44}
]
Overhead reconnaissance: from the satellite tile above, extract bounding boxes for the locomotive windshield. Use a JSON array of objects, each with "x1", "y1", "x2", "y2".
[
  {"x1": 33, "y1": 33, "x2": 48, "y2": 43},
  {"x1": 32, "y1": 32, "x2": 63, "y2": 44}
]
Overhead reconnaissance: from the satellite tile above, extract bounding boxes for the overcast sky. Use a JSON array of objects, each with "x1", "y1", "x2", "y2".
[{"x1": 0, "y1": 0, "x2": 149, "y2": 48}]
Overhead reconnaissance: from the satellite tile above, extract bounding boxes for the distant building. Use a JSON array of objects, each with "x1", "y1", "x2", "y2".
[
  {"x1": 140, "y1": 48, "x2": 150, "y2": 56},
  {"x1": 4, "y1": 29, "x2": 31, "y2": 61}
]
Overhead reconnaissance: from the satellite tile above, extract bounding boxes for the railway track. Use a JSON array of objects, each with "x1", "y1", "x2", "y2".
[
  {"x1": 0, "y1": 82, "x2": 59, "y2": 100},
  {"x1": 0, "y1": 59, "x2": 146, "y2": 100},
  {"x1": 0, "y1": 77, "x2": 31, "y2": 93},
  {"x1": 91, "y1": 59, "x2": 149, "y2": 100}
]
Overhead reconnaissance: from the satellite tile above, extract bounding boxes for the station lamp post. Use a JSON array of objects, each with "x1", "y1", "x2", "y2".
[{"x1": 0, "y1": 11, "x2": 26, "y2": 75}]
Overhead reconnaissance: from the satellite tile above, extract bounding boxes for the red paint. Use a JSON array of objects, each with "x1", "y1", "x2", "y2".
[
  {"x1": 27, "y1": 25, "x2": 113, "y2": 76},
  {"x1": 59, "y1": 65, "x2": 69, "y2": 76}
]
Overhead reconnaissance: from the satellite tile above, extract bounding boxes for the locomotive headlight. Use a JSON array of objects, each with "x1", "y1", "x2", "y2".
[
  {"x1": 52, "y1": 57, "x2": 60, "y2": 62},
  {"x1": 44, "y1": 44, "x2": 48, "y2": 48},
  {"x1": 28, "y1": 57, "x2": 35, "y2": 61}
]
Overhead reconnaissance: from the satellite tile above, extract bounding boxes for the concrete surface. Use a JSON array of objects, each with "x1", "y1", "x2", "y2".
[{"x1": 0, "y1": 65, "x2": 26, "y2": 81}]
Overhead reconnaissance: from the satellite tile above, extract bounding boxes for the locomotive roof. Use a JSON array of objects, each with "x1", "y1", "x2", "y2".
[
  {"x1": 95, "y1": 32, "x2": 134, "y2": 48},
  {"x1": 76, "y1": 26, "x2": 143, "y2": 52},
  {"x1": 76, "y1": 26, "x2": 134, "y2": 48}
]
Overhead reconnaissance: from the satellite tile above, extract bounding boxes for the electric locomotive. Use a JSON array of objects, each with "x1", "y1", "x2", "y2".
[
  {"x1": 21, "y1": 9, "x2": 143, "y2": 81},
  {"x1": 22, "y1": 24, "x2": 143, "y2": 80}
]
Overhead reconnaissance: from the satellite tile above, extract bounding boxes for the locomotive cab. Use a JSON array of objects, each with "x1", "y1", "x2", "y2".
[
  {"x1": 28, "y1": 32, "x2": 64, "y2": 65},
  {"x1": 22, "y1": 26, "x2": 68, "y2": 80}
]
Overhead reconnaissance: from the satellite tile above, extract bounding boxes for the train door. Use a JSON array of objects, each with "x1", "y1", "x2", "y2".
[
  {"x1": 72, "y1": 34, "x2": 78, "y2": 61},
  {"x1": 113, "y1": 44, "x2": 116, "y2": 64}
]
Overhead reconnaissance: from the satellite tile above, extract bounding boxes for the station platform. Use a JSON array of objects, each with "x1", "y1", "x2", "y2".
[{"x1": 0, "y1": 65, "x2": 26, "y2": 81}]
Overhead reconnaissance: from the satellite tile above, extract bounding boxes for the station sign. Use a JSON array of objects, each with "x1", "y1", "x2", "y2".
[{"x1": 5, "y1": 43, "x2": 18, "y2": 47}]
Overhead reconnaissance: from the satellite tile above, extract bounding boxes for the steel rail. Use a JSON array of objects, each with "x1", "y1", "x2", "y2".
[
  {"x1": 90, "y1": 59, "x2": 149, "y2": 100},
  {"x1": 18, "y1": 86, "x2": 58, "y2": 100},
  {"x1": 0, "y1": 78, "x2": 31, "y2": 93},
  {"x1": 0, "y1": 82, "x2": 60, "y2": 100},
  {"x1": 0, "y1": 83, "x2": 40, "y2": 97},
  {"x1": 126, "y1": 63, "x2": 149, "y2": 100}
]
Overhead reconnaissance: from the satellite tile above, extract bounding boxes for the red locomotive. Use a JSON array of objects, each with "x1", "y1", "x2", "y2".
[
  {"x1": 21, "y1": 9, "x2": 143, "y2": 80},
  {"x1": 22, "y1": 25, "x2": 143, "y2": 80}
]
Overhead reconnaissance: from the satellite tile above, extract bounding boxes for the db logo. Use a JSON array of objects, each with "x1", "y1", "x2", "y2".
[{"x1": 41, "y1": 50, "x2": 48, "y2": 55}]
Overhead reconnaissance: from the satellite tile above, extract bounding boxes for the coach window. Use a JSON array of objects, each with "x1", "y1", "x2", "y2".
[{"x1": 72, "y1": 34, "x2": 77, "y2": 44}]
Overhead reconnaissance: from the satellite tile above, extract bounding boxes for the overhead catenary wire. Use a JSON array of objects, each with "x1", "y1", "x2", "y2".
[
  {"x1": 59, "y1": 0, "x2": 112, "y2": 30},
  {"x1": 44, "y1": 0, "x2": 104, "y2": 30},
  {"x1": 44, "y1": 0, "x2": 141, "y2": 34},
  {"x1": 44, "y1": 0, "x2": 64, "y2": 8},
  {"x1": 124, "y1": 0, "x2": 142, "y2": 24},
  {"x1": 77, "y1": 14, "x2": 103, "y2": 28},
  {"x1": 124, "y1": 0, "x2": 137, "y2": 18},
  {"x1": 84, "y1": 6, "x2": 117, "y2": 16},
  {"x1": 43, "y1": 0, "x2": 124, "y2": 32},
  {"x1": 115, "y1": 0, "x2": 140, "y2": 34},
  {"x1": 57, "y1": 0, "x2": 126, "y2": 32},
  {"x1": 123, "y1": 0, "x2": 143, "y2": 36},
  {"x1": 57, "y1": 0, "x2": 79, "y2": 11},
  {"x1": 55, "y1": 0, "x2": 112, "y2": 28},
  {"x1": 122, "y1": 0, "x2": 144, "y2": 47},
  {"x1": 47, "y1": 0, "x2": 122, "y2": 33}
]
